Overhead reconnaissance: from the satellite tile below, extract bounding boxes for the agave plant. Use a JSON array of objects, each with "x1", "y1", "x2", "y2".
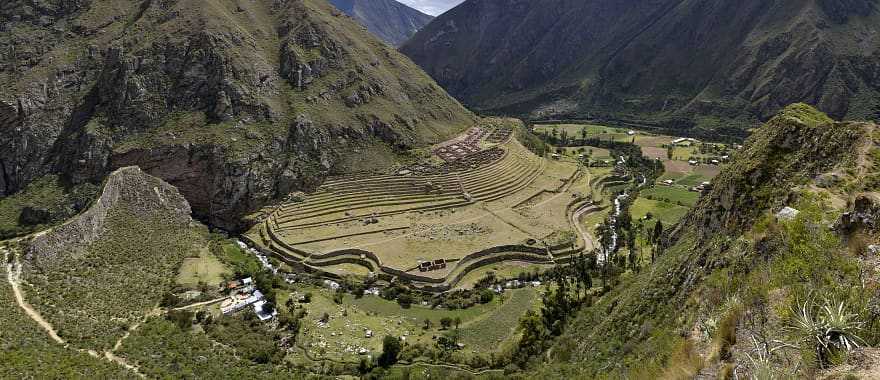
[
  {"x1": 821, "y1": 300, "x2": 865, "y2": 351},
  {"x1": 786, "y1": 296, "x2": 865, "y2": 367}
]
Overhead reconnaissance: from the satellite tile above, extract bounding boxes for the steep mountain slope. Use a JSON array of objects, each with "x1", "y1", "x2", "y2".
[
  {"x1": 19, "y1": 166, "x2": 204, "y2": 350},
  {"x1": 527, "y1": 104, "x2": 880, "y2": 377},
  {"x1": 401, "y1": 0, "x2": 880, "y2": 138},
  {"x1": 0, "y1": 0, "x2": 474, "y2": 230},
  {"x1": 329, "y1": 0, "x2": 433, "y2": 46}
]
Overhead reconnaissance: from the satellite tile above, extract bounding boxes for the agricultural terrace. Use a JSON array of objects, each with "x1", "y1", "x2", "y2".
[{"x1": 247, "y1": 124, "x2": 599, "y2": 291}]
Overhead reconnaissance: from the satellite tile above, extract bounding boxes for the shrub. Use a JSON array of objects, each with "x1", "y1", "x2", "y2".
[{"x1": 378, "y1": 336, "x2": 402, "y2": 367}]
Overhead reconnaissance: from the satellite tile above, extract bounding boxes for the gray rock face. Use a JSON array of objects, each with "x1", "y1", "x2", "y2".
[
  {"x1": 328, "y1": 0, "x2": 434, "y2": 46},
  {"x1": 24, "y1": 166, "x2": 193, "y2": 263},
  {"x1": 0, "y1": 0, "x2": 474, "y2": 230}
]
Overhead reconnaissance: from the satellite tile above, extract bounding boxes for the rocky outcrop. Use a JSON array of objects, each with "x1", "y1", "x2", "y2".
[
  {"x1": 23, "y1": 166, "x2": 192, "y2": 263},
  {"x1": 328, "y1": 0, "x2": 433, "y2": 46},
  {"x1": 0, "y1": 0, "x2": 474, "y2": 230},
  {"x1": 402, "y1": 0, "x2": 880, "y2": 136},
  {"x1": 670, "y1": 104, "x2": 868, "y2": 243},
  {"x1": 837, "y1": 193, "x2": 880, "y2": 233}
]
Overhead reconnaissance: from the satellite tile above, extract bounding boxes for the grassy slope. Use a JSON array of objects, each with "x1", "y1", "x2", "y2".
[
  {"x1": 22, "y1": 206, "x2": 208, "y2": 349},
  {"x1": 528, "y1": 104, "x2": 875, "y2": 376},
  {"x1": 0, "y1": 176, "x2": 98, "y2": 239},
  {"x1": 0, "y1": 264, "x2": 134, "y2": 379}
]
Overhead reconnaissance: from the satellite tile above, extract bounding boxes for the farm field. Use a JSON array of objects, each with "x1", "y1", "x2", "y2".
[
  {"x1": 630, "y1": 198, "x2": 690, "y2": 226},
  {"x1": 176, "y1": 247, "x2": 232, "y2": 288},
  {"x1": 640, "y1": 186, "x2": 700, "y2": 207}
]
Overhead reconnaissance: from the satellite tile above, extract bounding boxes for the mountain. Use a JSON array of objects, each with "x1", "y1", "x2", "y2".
[
  {"x1": 401, "y1": 0, "x2": 880, "y2": 139},
  {"x1": 328, "y1": 0, "x2": 434, "y2": 46},
  {"x1": 0, "y1": 0, "x2": 474, "y2": 231},
  {"x1": 20, "y1": 167, "x2": 202, "y2": 349},
  {"x1": 528, "y1": 104, "x2": 880, "y2": 377}
]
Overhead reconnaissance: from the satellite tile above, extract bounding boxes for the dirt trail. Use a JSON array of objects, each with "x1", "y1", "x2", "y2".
[
  {"x1": 173, "y1": 296, "x2": 229, "y2": 311},
  {"x1": 572, "y1": 204, "x2": 600, "y2": 252},
  {"x1": 4, "y1": 248, "x2": 65, "y2": 344},
  {"x1": 3, "y1": 246, "x2": 146, "y2": 378}
]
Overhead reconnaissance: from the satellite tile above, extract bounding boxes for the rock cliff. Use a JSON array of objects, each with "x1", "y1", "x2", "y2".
[{"x1": 0, "y1": 0, "x2": 474, "y2": 230}]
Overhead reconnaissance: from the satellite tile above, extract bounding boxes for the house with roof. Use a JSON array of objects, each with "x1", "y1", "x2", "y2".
[{"x1": 253, "y1": 299, "x2": 277, "y2": 321}]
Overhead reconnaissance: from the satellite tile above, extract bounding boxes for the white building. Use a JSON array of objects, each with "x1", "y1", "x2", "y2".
[{"x1": 253, "y1": 299, "x2": 277, "y2": 321}]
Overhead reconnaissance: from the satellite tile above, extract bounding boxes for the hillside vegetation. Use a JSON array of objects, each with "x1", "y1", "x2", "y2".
[
  {"x1": 522, "y1": 104, "x2": 880, "y2": 377},
  {"x1": 19, "y1": 167, "x2": 208, "y2": 350},
  {"x1": 0, "y1": 0, "x2": 474, "y2": 230}
]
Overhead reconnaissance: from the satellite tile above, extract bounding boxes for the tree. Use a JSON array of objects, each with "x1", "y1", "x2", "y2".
[
  {"x1": 479, "y1": 288, "x2": 495, "y2": 304},
  {"x1": 397, "y1": 293, "x2": 413, "y2": 308},
  {"x1": 652, "y1": 221, "x2": 664, "y2": 263},
  {"x1": 580, "y1": 126, "x2": 588, "y2": 141},
  {"x1": 378, "y1": 336, "x2": 402, "y2": 367},
  {"x1": 166, "y1": 310, "x2": 193, "y2": 330},
  {"x1": 423, "y1": 318, "x2": 433, "y2": 330},
  {"x1": 440, "y1": 317, "x2": 453, "y2": 330},
  {"x1": 667, "y1": 145, "x2": 674, "y2": 160},
  {"x1": 454, "y1": 317, "x2": 462, "y2": 330}
]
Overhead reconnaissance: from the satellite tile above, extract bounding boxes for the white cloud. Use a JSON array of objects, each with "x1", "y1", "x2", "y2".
[{"x1": 397, "y1": 0, "x2": 465, "y2": 16}]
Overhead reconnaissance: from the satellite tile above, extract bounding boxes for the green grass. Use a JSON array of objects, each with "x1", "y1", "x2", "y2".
[
  {"x1": 631, "y1": 198, "x2": 690, "y2": 226},
  {"x1": 457, "y1": 287, "x2": 539, "y2": 351},
  {"x1": 176, "y1": 247, "x2": 232, "y2": 288},
  {"x1": 0, "y1": 264, "x2": 135, "y2": 379},
  {"x1": 641, "y1": 186, "x2": 700, "y2": 207},
  {"x1": 0, "y1": 175, "x2": 98, "y2": 239},
  {"x1": 348, "y1": 294, "x2": 499, "y2": 325},
  {"x1": 535, "y1": 124, "x2": 628, "y2": 138}
]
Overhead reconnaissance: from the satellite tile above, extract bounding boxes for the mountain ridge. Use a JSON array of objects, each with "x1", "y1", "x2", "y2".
[
  {"x1": 329, "y1": 0, "x2": 433, "y2": 46},
  {"x1": 402, "y1": 0, "x2": 880, "y2": 138}
]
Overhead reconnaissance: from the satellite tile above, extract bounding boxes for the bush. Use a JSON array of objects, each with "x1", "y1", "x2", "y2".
[
  {"x1": 166, "y1": 310, "x2": 193, "y2": 330},
  {"x1": 397, "y1": 293, "x2": 413, "y2": 308},
  {"x1": 479, "y1": 289, "x2": 495, "y2": 304},
  {"x1": 378, "y1": 336, "x2": 402, "y2": 367}
]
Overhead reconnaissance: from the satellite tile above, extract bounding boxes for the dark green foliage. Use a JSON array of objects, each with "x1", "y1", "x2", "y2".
[
  {"x1": 378, "y1": 336, "x2": 402, "y2": 367},
  {"x1": 440, "y1": 317, "x2": 453, "y2": 330},
  {"x1": 166, "y1": 310, "x2": 194, "y2": 330},
  {"x1": 204, "y1": 316, "x2": 283, "y2": 365},
  {"x1": 0, "y1": 176, "x2": 98, "y2": 239},
  {"x1": 118, "y1": 317, "x2": 299, "y2": 378},
  {"x1": 0, "y1": 271, "x2": 135, "y2": 379},
  {"x1": 479, "y1": 288, "x2": 495, "y2": 304}
]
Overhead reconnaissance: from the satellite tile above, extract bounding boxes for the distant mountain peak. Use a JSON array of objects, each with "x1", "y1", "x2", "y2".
[{"x1": 329, "y1": 0, "x2": 433, "y2": 46}]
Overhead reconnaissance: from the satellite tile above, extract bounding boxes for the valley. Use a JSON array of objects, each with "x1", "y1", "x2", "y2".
[{"x1": 3, "y1": 0, "x2": 880, "y2": 379}]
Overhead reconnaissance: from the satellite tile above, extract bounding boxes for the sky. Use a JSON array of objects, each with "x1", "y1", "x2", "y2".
[{"x1": 397, "y1": 0, "x2": 465, "y2": 16}]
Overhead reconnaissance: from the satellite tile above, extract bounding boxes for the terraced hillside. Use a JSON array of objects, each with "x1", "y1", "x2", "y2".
[{"x1": 246, "y1": 125, "x2": 597, "y2": 291}]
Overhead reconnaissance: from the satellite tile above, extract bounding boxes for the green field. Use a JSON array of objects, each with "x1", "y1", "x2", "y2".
[
  {"x1": 457, "y1": 287, "x2": 538, "y2": 351},
  {"x1": 640, "y1": 186, "x2": 700, "y2": 207},
  {"x1": 176, "y1": 248, "x2": 232, "y2": 288},
  {"x1": 535, "y1": 124, "x2": 628, "y2": 137},
  {"x1": 348, "y1": 293, "x2": 500, "y2": 325},
  {"x1": 631, "y1": 198, "x2": 690, "y2": 226}
]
